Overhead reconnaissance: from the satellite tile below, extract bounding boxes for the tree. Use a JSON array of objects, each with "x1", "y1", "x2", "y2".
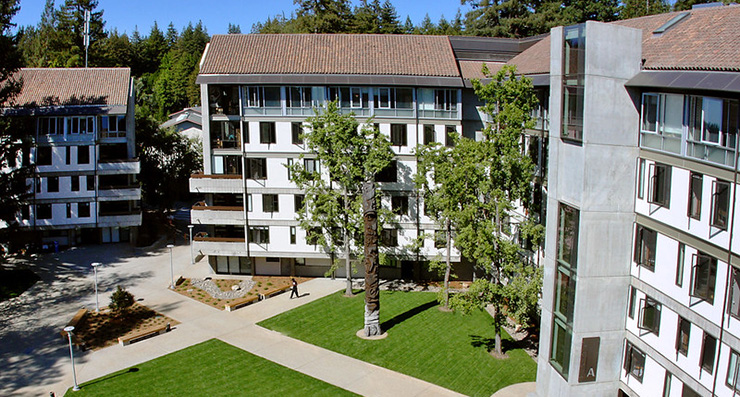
[
  {"x1": 109, "y1": 285, "x2": 134, "y2": 312},
  {"x1": 462, "y1": 0, "x2": 534, "y2": 38},
  {"x1": 439, "y1": 64, "x2": 541, "y2": 357},
  {"x1": 227, "y1": 23, "x2": 241, "y2": 34},
  {"x1": 0, "y1": 0, "x2": 32, "y2": 247},
  {"x1": 288, "y1": 101, "x2": 393, "y2": 305},
  {"x1": 619, "y1": 0, "x2": 669, "y2": 19},
  {"x1": 294, "y1": 0, "x2": 353, "y2": 33}
]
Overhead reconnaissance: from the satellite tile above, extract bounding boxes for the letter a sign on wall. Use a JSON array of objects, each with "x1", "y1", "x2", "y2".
[{"x1": 579, "y1": 337, "x2": 600, "y2": 383}]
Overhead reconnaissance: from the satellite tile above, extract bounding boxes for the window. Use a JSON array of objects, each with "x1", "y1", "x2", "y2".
[
  {"x1": 210, "y1": 120, "x2": 242, "y2": 149},
  {"x1": 711, "y1": 180, "x2": 730, "y2": 230},
  {"x1": 434, "y1": 230, "x2": 447, "y2": 249},
  {"x1": 391, "y1": 195, "x2": 408, "y2": 216},
  {"x1": 303, "y1": 159, "x2": 319, "y2": 177},
  {"x1": 47, "y1": 176, "x2": 59, "y2": 193},
  {"x1": 676, "y1": 243, "x2": 685, "y2": 287},
  {"x1": 291, "y1": 122, "x2": 304, "y2": 145},
  {"x1": 682, "y1": 385, "x2": 701, "y2": 397},
  {"x1": 688, "y1": 173, "x2": 702, "y2": 219},
  {"x1": 562, "y1": 24, "x2": 585, "y2": 142},
  {"x1": 557, "y1": 203, "x2": 579, "y2": 268},
  {"x1": 78, "y1": 202, "x2": 90, "y2": 217},
  {"x1": 434, "y1": 89, "x2": 457, "y2": 111},
  {"x1": 638, "y1": 297, "x2": 661, "y2": 335},
  {"x1": 375, "y1": 160, "x2": 397, "y2": 183},
  {"x1": 623, "y1": 341, "x2": 645, "y2": 382},
  {"x1": 662, "y1": 372, "x2": 672, "y2": 397},
  {"x1": 259, "y1": 122, "x2": 276, "y2": 144},
  {"x1": 262, "y1": 194, "x2": 279, "y2": 213},
  {"x1": 373, "y1": 87, "x2": 412, "y2": 109},
  {"x1": 36, "y1": 204, "x2": 52, "y2": 219},
  {"x1": 66, "y1": 147, "x2": 71, "y2": 165},
  {"x1": 423, "y1": 125, "x2": 435, "y2": 145},
  {"x1": 21, "y1": 205, "x2": 29, "y2": 220},
  {"x1": 628, "y1": 286, "x2": 636, "y2": 319},
  {"x1": 554, "y1": 268, "x2": 575, "y2": 320},
  {"x1": 701, "y1": 332, "x2": 717, "y2": 373},
  {"x1": 689, "y1": 96, "x2": 739, "y2": 149},
  {"x1": 77, "y1": 146, "x2": 90, "y2": 164},
  {"x1": 66, "y1": 116, "x2": 95, "y2": 134},
  {"x1": 213, "y1": 155, "x2": 242, "y2": 175},
  {"x1": 637, "y1": 159, "x2": 645, "y2": 199},
  {"x1": 247, "y1": 194, "x2": 252, "y2": 212},
  {"x1": 445, "y1": 125, "x2": 456, "y2": 147},
  {"x1": 692, "y1": 252, "x2": 717, "y2": 304},
  {"x1": 380, "y1": 229, "x2": 398, "y2": 247},
  {"x1": 731, "y1": 268, "x2": 740, "y2": 319},
  {"x1": 676, "y1": 317, "x2": 690, "y2": 356},
  {"x1": 248, "y1": 227, "x2": 270, "y2": 244},
  {"x1": 641, "y1": 93, "x2": 683, "y2": 137},
  {"x1": 71, "y1": 176, "x2": 80, "y2": 192},
  {"x1": 287, "y1": 86, "x2": 317, "y2": 108},
  {"x1": 66, "y1": 203, "x2": 71, "y2": 218},
  {"x1": 294, "y1": 194, "x2": 304, "y2": 212},
  {"x1": 727, "y1": 350, "x2": 740, "y2": 392},
  {"x1": 245, "y1": 158, "x2": 267, "y2": 179},
  {"x1": 550, "y1": 320, "x2": 572, "y2": 379},
  {"x1": 87, "y1": 175, "x2": 95, "y2": 191},
  {"x1": 244, "y1": 86, "x2": 281, "y2": 108},
  {"x1": 642, "y1": 93, "x2": 658, "y2": 133},
  {"x1": 390, "y1": 124, "x2": 407, "y2": 146},
  {"x1": 634, "y1": 225, "x2": 657, "y2": 271},
  {"x1": 39, "y1": 117, "x2": 64, "y2": 135},
  {"x1": 36, "y1": 146, "x2": 52, "y2": 166},
  {"x1": 648, "y1": 163, "x2": 671, "y2": 207}
]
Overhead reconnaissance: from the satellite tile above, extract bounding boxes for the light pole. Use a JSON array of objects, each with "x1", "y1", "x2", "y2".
[
  {"x1": 64, "y1": 326, "x2": 80, "y2": 391},
  {"x1": 167, "y1": 244, "x2": 175, "y2": 289},
  {"x1": 91, "y1": 262, "x2": 101, "y2": 312},
  {"x1": 188, "y1": 225, "x2": 194, "y2": 264}
]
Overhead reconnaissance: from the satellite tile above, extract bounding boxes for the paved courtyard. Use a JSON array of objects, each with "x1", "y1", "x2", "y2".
[{"x1": 0, "y1": 240, "x2": 465, "y2": 396}]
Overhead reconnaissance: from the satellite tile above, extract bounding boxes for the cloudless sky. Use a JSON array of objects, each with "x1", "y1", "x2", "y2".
[{"x1": 13, "y1": 0, "x2": 472, "y2": 35}]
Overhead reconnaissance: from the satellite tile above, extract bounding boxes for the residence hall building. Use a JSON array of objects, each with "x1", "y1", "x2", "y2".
[
  {"x1": 2, "y1": 68, "x2": 141, "y2": 246},
  {"x1": 190, "y1": 34, "x2": 549, "y2": 278},
  {"x1": 505, "y1": 4, "x2": 740, "y2": 397}
]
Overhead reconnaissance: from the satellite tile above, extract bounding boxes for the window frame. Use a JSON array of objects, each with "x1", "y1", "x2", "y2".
[
  {"x1": 648, "y1": 163, "x2": 671, "y2": 208},
  {"x1": 390, "y1": 124, "x2": 408, "y2": 146},
  {"x1": 391, "y1": 195, "x2": 409, "y2": 216},
  {"x1": 711, "y1": 179, "x2": 730, "y2": 230},
  {"x1": 380, "y1": 228, "x2": 398, "y2": 247},
  {"x1": 36, "y1": 203, "x2": 52, "y2": 220},
  {"x1": 676, "y1": 316, "x2": 690, "y2": 356},
  {"x1": 634, "y1": 225, "x2": 657, "y2": 271},
  {"x1": 47, "y1": 176, "x2": 59, "y2": 193},
  {"x1": 623, "y1": 341, "x2": 645, "y2": 383},
  {"x1": 423, "y1": 124, "x2": 435, "y2": 145},
  {"x1": 78, "y1": 202, "x2": 90, "y2": 218},
  {"x1": 727, "y1": 349, "x2": 740, "y2": 392},
  {"x1": 637, "y1": 296, "x2": 661, "y2": 335},
  {"x1": 248, "y1": 226, "x2": 270, "y2": 244},
  {"x1": 688, "y1": 172, "x2": 702, "y2": 220},
  {"x1": 245, "y1": 158, "x2": 267, "y2": 180},
  {"x1": 262, "y1": 194, "x2": 279, "y2": 213},
  {"x1": 259, "y1": 122, "x2": 276, "y2": 144},
  {"x1": 691, "y1": 252, "x2": 717, "y2": 304},
  {"x1": 701, "y1": 332, "x2": 717, "y2": 373},
  {"x1": 291, "y1": 122, "x2": 304, "y2": 145}
]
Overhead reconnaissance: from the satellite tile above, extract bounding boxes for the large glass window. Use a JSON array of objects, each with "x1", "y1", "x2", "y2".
[
  {"x1": 208, "y1": 85, "x2": 240, "y2": 115},
  {"x1": 36, "y1": 204, "x2": 52, "y2": 219},
  {"x1": 562, "y1": 24, "x2": 585, "y2": 142},
  {"x1": 728, "y1": 350, "x2": 740, "y2": 392},
  {"x1": 391, "y1": 195, "x2": 408, "y2": 216},
  {"x1": 550, "y1": 320, "x2": 572, "y2": 378},
  {"x1": 701, "y1": 332, "x2": 717, "y2": 373},
  {"x1": 36, "y1": 146, "x2": 52, "y2": 166},
  {"x1": 638, "y1": 296, "x2": 661, "y2": 335},
  {"x1": 557, "y1": 203, "x2": 579, "y2": 268},
  {"x1": 689, "y1": 96, "x2": 739, "y2": 149},
  {"x1": 380, "y1": 228, "x2": 398, "y2": 247},
  {"x1": 262, "y1": 194, "x2": 279, "y2": 213},
  {"x1": 292, "y1": 122, "x2": 304, "y2": 145},
  {"x1": 692, "y1": 252, "x2": 717, "y2": 304},
  {"x1": 248, "y1": 227, "x2": 270, "y2": 244},
  {"x1": 676, "y1": 317, "x2": 690, "y2": 356},
  {"x1": 551, "y1": 202, "x2": 578, "y2": 380},
  {"x1": 47, "y1": 176, "x2": 59, "y2": 193},
  {"x1": 731, "y1": 268, "x2": 740, "y2": 319},
  {"x1": 374, "y1": 87, "x2": 414, "y2": 117},
  {"x1": 688, "y1": 172, "x2": 702, "y2": 219},
  {"x1": 390, "y1": 124, "x2": 407, "y2": 146},
  {"x1": 210, "y1": 120, "x2": 242, "y2": 149},
  {"x1": 213, "y1": 155, "x2": 242, "y2": 176},
  {"x1": 259, "y1": 122, "x2": 276, "y2": 144},
  {"x1": 623, "y1": 341, "x2": 645, "y2": 382},
  {"x1": 245, "y1": 158, "x2": 267, "y2": 180},
  {"x1": 649, "y1": 163, "x2": 671, "y2": 207},
  {"x1": 711, "y1": 180, "x2": 730, "y2": 230},
  {"x1": 244, "y1": 86, "x2": 281, "y2": 111},
  {"x1": 634, "y1": 225, "x2": 657, "y2": 271}
]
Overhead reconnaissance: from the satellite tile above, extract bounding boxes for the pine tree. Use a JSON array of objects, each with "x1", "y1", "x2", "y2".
[{"x1": 620, "y1": 0, "x2": 670, "y2": 19}]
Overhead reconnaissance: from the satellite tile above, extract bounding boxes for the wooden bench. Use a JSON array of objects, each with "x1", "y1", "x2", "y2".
[
  {"x1": 60, "y1": 308, "x2": 88, "y2": 350},
  {"x1": 118, "y1": 323, "x2": 170, "y2": 346},
  {"x1": 224, "y1": 294, "x2": 260, "y2": 312},
  {"x1": 259, "y1": 284, "x2": 292, "y2": 300}
]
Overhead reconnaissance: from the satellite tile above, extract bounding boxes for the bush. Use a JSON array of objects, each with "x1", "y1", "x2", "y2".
[{"x1": 110, "y1": 286, "x2": 135, "y2": 311}]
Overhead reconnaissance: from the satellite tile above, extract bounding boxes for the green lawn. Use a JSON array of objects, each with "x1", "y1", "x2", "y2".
[
  {"x1": 65, "y1": 339, "x2": 358, "y2": 396},
  {"x1": 258, "y1": 291, "x2": 536, "y2": 396}
]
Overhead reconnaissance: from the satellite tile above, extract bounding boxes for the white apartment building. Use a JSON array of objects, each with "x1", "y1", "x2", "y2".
[
  {"x1": 518, "y1": 5, "x2": 740, "y2": 397},
  {"x1": 191, "y1": 34, "x2": 548, "y2": 278},
  {"x1": 2, "y1": 68, "x2": 141, "y2": 247}
]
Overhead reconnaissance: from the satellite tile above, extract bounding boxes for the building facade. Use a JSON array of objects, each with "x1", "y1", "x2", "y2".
[
  {"x1": 3, "y1": 68, "x2": 141, "y2": 247},
  {"x1": 526, "y1": 5, "x2": 740, "y2": 397},
  {"x1": 191, "y1": 34, "x2": 548, "y2": 278}
]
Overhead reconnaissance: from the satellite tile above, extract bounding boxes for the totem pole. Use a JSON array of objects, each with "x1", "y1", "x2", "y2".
[{"x1": 362, "y1": 180, "x2": 381, "y2": 336}]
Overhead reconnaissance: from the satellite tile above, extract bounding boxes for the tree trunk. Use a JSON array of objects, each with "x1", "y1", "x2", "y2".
[
  {"x1": 344, "y1": 189, "x2": 352, "y2": 296},
  {"x1": 443, "y1": 218, "x2": 451, "y2": 309},
  {"x1": 362, "y1": 180, "x2": 381, "y2": 336},
  {"x1": 494, "y1": 302, "x2": 503, "y2": 356}
]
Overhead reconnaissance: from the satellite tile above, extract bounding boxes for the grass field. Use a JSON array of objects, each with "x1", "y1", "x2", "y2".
[
  {"x1": 258, "y1": 290, "x2": 537, "y2": 396},
  {"x1": 65, "y1": 339, "x2": 358, "y2": 396}
]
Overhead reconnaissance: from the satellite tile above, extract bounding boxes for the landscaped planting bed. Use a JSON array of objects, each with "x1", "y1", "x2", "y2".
[
  {"x1": 73, "y1": 303, "x2": 179, "y2": 350},
  {"x1": 174, "y1": 276, "x2": 309, "y2": 310}
]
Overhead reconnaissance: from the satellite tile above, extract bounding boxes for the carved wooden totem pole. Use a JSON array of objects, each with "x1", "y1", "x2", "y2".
[{"x1": 362, "y1": 180, "x2": 381, "y2": 336}]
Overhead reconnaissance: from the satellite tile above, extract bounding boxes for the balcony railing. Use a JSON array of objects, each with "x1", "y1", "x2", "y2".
[
  {"x1": 640, "y1": 132, "x2": 681, "y2": 155},
  {"x1": 686, "y1": 140, "x2": 736, "y2": 168}
]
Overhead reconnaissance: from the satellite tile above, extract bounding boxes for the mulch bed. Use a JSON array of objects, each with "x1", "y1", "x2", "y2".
[
  {"x1": 74, "y1": 303, "x2": 179, "y2": 350},
  {"x1": 174, "y1": 276, "x2": 311, "y2": 310}
]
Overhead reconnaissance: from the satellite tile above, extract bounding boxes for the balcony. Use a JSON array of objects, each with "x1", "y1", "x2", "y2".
[
  {"x1": 97, "y1": 159, "x2": 140, "y2": 174},
  {"x1": 640, "y1": 132, "x2": 681, "y2": 155},
  {"x1": 98, "y1": 211, "x2": 142, "y2": 227},
  {"x1": 190, "y1": 173, "x2": 243, "y2": 194},
  {"x1": 193, "y1": 235, "x2": 246, "y2": 256},
  {"x1": 191, "y1": 204, "x2": 244, "y2": 225},
  {"x1": 686, "y1": 140, "x2": 736, "y2": 168},
  {"x1": 98, "y1": 185, "x2": 141, "y2": 200}
]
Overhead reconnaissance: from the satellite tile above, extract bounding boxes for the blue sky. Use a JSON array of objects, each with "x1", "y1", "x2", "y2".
[{"x1": 14, "y1": 0, "x2": 471, "y2": 35}]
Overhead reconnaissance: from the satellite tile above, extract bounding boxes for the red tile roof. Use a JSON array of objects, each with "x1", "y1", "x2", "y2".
[
  {"x1": 458, "y1": 60, "x2": 505, "y2": 80},
  {"x1": 509, "y1": 5, "x2": 740, "y2": 75},
  {"x1": 200, "y1": 34, "x2": 460, "y2": 77},
  {"x1": 8, "y1": 68, "x2": 131, "y2": 107}
]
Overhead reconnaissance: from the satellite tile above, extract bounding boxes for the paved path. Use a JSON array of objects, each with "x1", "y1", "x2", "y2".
[{"x1": 1, "y1": 242, "x2": 462, "y2": 397}]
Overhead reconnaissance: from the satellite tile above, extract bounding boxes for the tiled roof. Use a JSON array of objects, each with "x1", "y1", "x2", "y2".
[
  {"x1": 458, "y1": 60, "x2": 505, "y2": 80},
  {"x1": 509, "y1": 5, "x2": 740, "y2": 75},
  {"x1": 200, "y1": 34, "x2": 460, "y2": 77},
  {"x1": 8, "y1": 68, "x2": 131, "y2": 108}
]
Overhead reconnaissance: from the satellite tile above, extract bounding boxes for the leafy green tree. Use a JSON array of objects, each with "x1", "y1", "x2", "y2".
[
  {"x1": 98, "y1": 29, "x2": 133, "y2": 67},
  {"x1": 56, "y1": 0, "x2": 107, "y2": 66},
  {"x1": 414, "y1": 14, "x2": 437, "y2": 35},
  {"x1": 294, "y1": 0, "x2": 353, "y2": 33},
  {"x1": 227, "y1": 23, "x2": 241, "y2": 34},
  {"x1": 0, "y1": 0, "x2": 31, "y2": 243},
  {"x1": 440, "y1": 64, "x2": 541, "y2": 357},
  {"x1": 620, "y1": 0, "x2": 669, "y2": 19},
  {"x1": 288, "y1": 101, "x2": 393, "y2": 297},
  {"x1": 462, "y1": 0, "x2": 534, "y2": 38}
]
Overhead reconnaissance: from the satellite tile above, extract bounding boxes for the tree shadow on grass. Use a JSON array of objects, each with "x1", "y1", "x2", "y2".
[
  {"x1": 81, "y1": 367, "x2": 139, "y2": 388},
  {"x1": 380, "y1": 300, "x2": 438, "y2": 332},
  {"x1": 470, "y1": 335, "x2": 520, "y2": 354}
]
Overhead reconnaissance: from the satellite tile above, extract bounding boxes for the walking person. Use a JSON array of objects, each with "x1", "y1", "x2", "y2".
[{"x1": 290, "y1": 278, "x2": 299, "y2": 299}]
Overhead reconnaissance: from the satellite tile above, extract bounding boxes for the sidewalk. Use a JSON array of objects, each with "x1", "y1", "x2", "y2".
[{"x1": 2, "y1": 243, "x2": 462, "y2": 397}]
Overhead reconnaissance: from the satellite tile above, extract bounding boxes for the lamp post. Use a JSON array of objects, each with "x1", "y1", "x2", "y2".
[
  {"x1": 64, "y1": 326, "x2": 80, "y2": 391},
  {"x1": 188, "y1": 225, "x2": 194, "y2": 264},
  {"x1": 91, "y1": 262, "x2": 101, "y2": 312},
  {"x1": 167, "y1": 244, "x2": 175, "y2": 289}
]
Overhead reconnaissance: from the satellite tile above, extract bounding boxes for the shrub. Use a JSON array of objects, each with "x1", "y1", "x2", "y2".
[{"x1": 110, "y1": 286, "x2": 135, "y2": 312}]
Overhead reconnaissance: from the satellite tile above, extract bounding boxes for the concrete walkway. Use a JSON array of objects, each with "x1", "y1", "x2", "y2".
[{"x1": 1, "y1": 242, "x2": 462, "y2": 397}]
